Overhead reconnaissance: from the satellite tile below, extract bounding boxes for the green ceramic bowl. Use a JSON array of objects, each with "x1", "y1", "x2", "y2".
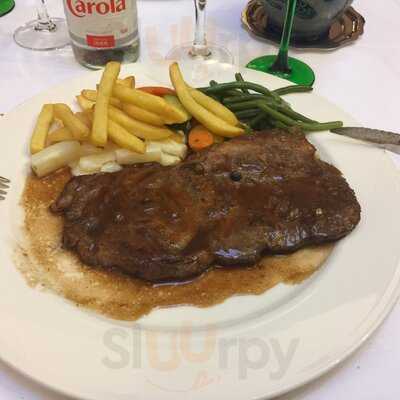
[{"x1": 260, "y1": 0, "x2": 353, "y2": 40}]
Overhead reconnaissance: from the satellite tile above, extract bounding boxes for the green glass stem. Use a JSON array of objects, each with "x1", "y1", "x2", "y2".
[
  {"x1": 246, "y1": 0, "x2": 315, "y2": 86},
  {"x1": 269, "y1": 0, "x2": 297, "y2": 74}
]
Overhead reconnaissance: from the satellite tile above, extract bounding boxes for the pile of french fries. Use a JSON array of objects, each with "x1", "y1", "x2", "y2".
[{"x1": 30, "y1": 62, "x2": 244, "y2": 178}]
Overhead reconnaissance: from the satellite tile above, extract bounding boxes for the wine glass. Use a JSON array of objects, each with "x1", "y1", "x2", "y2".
[
  {"x1": 166, "y1": 0, "x2": 233, "y2": 64},
  {"x1": 14, "y1": 0, "x2": 70, "y2": 51},
  {"x1": 246, "y1": 0, "x2": 315, "y2": 86}
]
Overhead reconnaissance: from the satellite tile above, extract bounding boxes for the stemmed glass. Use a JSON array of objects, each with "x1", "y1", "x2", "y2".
[
  {"x1": 246, "y1": 0, "x2": 315, "y2": 86},
  {"x1": 166, "y1": 0, "x2": 233, "y2": 64},
  {"x1": 14, "y1": 0, "x2": 70, "y2": 51}
]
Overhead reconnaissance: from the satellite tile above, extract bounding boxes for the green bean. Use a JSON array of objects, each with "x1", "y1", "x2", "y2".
[
  {"x1": 235, "y1": 73, "x2": 250, "y2": 94},
  {"x1": 223, "y1": 94, "x2": 271, "y2": 104},
  {"x1": 248, "y1": 113, "x2": 267, "y2": 128},
  {"x1": 235, "y1": 109, "x2": 260, "y2": 119},
  {"x1": 257, "y1": 102, "x2": 343, "y2": 132},
  {"x1": 225, "y1": 90, "x2": 245, "y2": 97},
  {"x1": 300, "y1": 120, "x2": 343, "y2": 131},
  {"x1": 256, "y1": 102, "x2": 298, "y2": 126},
  {"x1": 199, "y1": 82, "x2": 283, "y2": 103},
  {"x1": 227, "y1": 100, "x2": 317, "y2": 126},
  {"x1": 226, "y1": 100, "x2": 262, "y2": 112},
  {"x1": 207, "y1": 80, "x2": 244, "y2": 97},
  {"x1": 270, "y1": 120, "x2": 288, "y2": 129},
  {"x1": 276, "y1": 106, "x2": 316, "y2": 123},
  {"x1": 273, "y1": 85, "x2": 313, "y2": 96}
]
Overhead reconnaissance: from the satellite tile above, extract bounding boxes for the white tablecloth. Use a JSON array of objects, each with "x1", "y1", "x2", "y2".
[{"x1": 1, "y1": 0, "x2": 400, "y2": 398}]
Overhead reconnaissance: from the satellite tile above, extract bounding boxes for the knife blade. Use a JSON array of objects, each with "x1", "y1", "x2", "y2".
[{"x1": 331, "y1": 127, "x2": 400, "y2": 146}]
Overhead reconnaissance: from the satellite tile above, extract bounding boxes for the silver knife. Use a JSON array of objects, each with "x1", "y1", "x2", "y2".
[{"x1": 331, "y1": 127, "x2": 400, "y2": 154}]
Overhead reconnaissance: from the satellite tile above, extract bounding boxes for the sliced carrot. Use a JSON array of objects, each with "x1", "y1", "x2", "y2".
[
  {"x1": 188, "y1": 125, "x2": 214, "y2": 151},
  {"x1": 138, "y1": 86, "x2": 176, "y2": 96}
]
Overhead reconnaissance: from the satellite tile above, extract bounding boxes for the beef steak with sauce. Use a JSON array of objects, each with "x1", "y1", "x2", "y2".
[{"x1": 51, "y1": 130, "x2": 361, "y2": 282}]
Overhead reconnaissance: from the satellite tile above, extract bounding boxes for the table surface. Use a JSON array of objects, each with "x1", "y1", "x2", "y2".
[{"x1": 1, "y1": 0, "x2": 400, "y2": 399}]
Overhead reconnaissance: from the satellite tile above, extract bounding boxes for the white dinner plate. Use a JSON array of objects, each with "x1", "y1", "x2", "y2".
[{"x1": 0, "y1": 62, "x2": 399, "y2": 400}]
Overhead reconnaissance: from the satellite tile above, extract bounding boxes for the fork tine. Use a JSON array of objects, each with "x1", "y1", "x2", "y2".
[
  {"x1": 0, "y1": 182, "x2": 9, "y2": 189},
  {"x1": 0, "y1": 176, "x2": 10, "y2": 183},
  {"x1": 0, "y1": 190, "x2": 6, "y2": 196},
  {"x1": 0, "y1": 196, "x2": 4, "y2": 201}
]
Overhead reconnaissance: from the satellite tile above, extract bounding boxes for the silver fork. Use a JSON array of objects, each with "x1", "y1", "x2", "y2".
[{"x1": 0, "y1": 176, "x2": 10, "y2": 201}]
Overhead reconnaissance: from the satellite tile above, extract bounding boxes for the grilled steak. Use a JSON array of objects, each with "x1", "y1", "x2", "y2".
[{"x1": 51, "y1": 130, "x2": 361, "y2": 282}]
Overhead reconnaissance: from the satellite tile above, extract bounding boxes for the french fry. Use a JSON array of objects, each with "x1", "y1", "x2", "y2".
[
  {"x1": 169, "y1": 63, "x2": 244, "y2": 138},
  {"x1": 108, "y1": 119, "x2": 146, "y2": 154},
  {"x1": 30, "y1": 104, "x2": 54, "y2": 154},
  {"x1": 122, "y1": 103, "x2": 165, "y2": 127},
  {"x1": 47, "y1": 127, "x2": 74, "y2": 144},
  {"x1": 54, "y1": 103, "x2": 90, "y2": 140},
  {"x1": 75, "y1": 111, "x2": 92, "y2": 128},
  {"x1": 81, "y1": 89, "x2": 122, "y2": 108},
  {"x1": 117, "y1": 76, "x2": 135, "y2": 88},
  {"x1": 108, "y1": 106, "x2": 173, "y2": 140},
  {"x1": 189, "y1": 88, "x2": 238, "y2": 126},
  {"x1": 91, "y1": 61, "x2": 121, "y2": 146},
  {"x1": 113, "y1": 84, "x2": 187, "y2": 124},
  {"x1": 76, "y1": 94, "x2": 95, "y2": 111},
  {"x1": 163, "y1": 94, "x2": 191, "y2": 122}
]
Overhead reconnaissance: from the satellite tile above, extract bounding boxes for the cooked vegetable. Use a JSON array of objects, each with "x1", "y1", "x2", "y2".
[
  {"x1": 248, "y1": 113, "x2": 267, "y2": 129},
  {"x1": 91, "y1": 61, "x2": 121, "y2": 146},
  {"x1": 198, "y1": 76, "x2": 342, "y2": 132},
  {"x1": 122, "y1": 103, "x2": 165, "y2": 127},
  {"x1": 54, "y1": 103, "x2": 90, "y2": 140},
  {"x1": 188, "y1": 88, "x2": 238, "y2": 126},
  {"x1": 147, "y1": 139, "x2": 188, "y2": 158},
  {"x1": 256, "y1": 102, "x2": 343, "y2": 132},
  {"x1": 30, "y1": 104, "x2": 54, "y2": 154},
  {"x1": 138, "y1": 86, "x2": 176, "y2": 96},
  {"x1": 273, "y1": 85, "x2": 313, "y2": 96},
  {"x1": 169, "y1": 63, "x2": 244, "y2": 138},
  {"x1": 80, "y1": 143, "x2": 103, "y2": 156},
  {"x1": 223, "y1": 94, "x2": 271, "y2": 104},
  {"x1": 113, "y1": 84, "x2": 187, "y2": 124},
  {"x1": 235, "y1": 72, "x2": 250, "y2": 94},
  {"x1": 163, "y1": 94, "x2": 191, "y2": 122},
  {"x1": 76, "y1": 95, "x2": 95, "y2": 111},
  {"x1": 108, "y1": 106, "x2": 173, "y2": 140},
  {"x1": 115, "y1": 148, "x2": 162, "y2": 165},
  {"x1": 101, "y1": 161, "x2": 123, "y2": 173},
  {"x1": 169, "y1": 131, "x2": 186, "y2": 144},
  {"x1": 199, "y1": 81, "x2": 283, "y2": 103},
  {"x1": 47, "y1": 126, "x2": 74, "y2": 144},
  {"x1": 79, "y1": 151, "x2": 116, "y2": 172},
  {"x1": 74, "y1": 111, "x2": 92, "y2": 128},
  {"x1": 212, "y1": 133, "x2": 225, "y2": 144},
  {"x1": 188, "y1": 125, "x2": 214, "y2": 151},
  {"x1": 235, "y1": 110, "x2": 259, "y2": 119},
  {"x1": 160, "y1": 153, "x2": 181, "y2": 166},
  {"x1": 31, "y1": 141, "x2": 81, "y2": 177},
  {"x1": 81, "y1": 89, "x2": 122, "y2": 108},
  {"x1": 107, "y1": 119, "x2": 146, "y2": 154},
  {"x1": 116, "y1": 76, "x2": 135, "y2": 88}
]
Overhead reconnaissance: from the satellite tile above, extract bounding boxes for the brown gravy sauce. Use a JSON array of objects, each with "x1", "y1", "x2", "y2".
[{"x1": 17, "y1": 169, "x2": 334, "y2": 321}]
